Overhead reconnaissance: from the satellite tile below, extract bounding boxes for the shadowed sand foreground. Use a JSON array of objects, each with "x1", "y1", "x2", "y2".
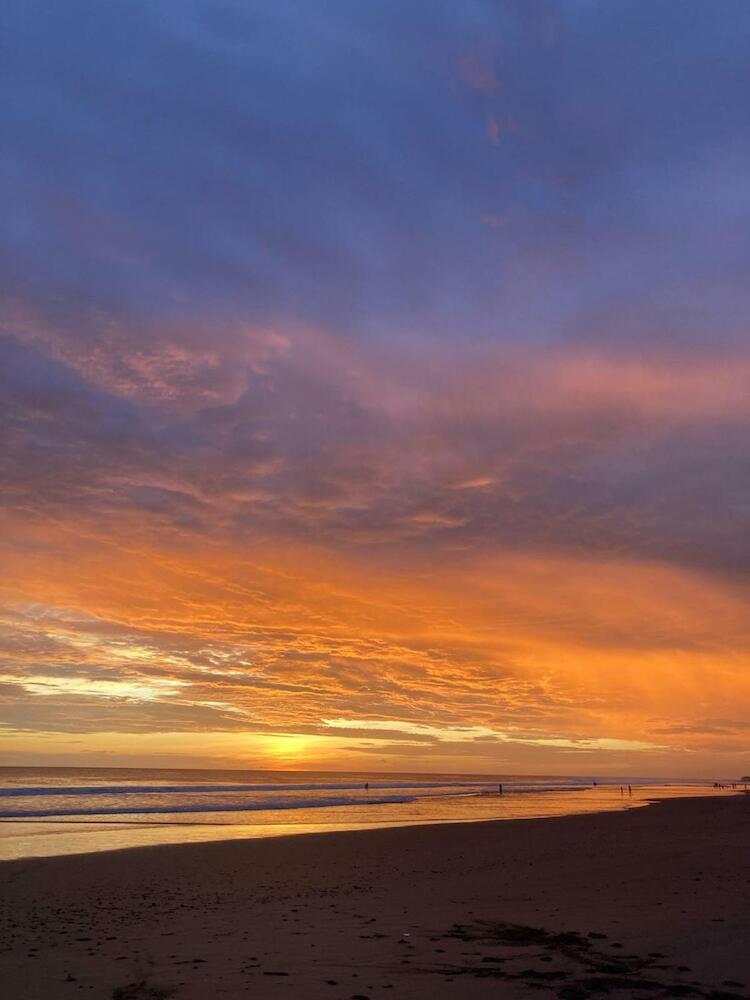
[{"x1": 1, "y1": 795, "x2": 749, "y2": 999}]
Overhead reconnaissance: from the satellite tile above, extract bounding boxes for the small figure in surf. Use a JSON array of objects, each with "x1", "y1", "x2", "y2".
[{"x1": 498, "y1": 783, "x2": 503, "y2": 795}]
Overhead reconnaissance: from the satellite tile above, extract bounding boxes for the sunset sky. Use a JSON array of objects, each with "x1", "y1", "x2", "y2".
[{"x1": 2, "y1": 1, "x2": 750, "y2": 777}]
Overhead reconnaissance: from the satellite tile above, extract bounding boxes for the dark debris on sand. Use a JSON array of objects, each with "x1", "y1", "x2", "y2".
[
  {"x1": 111, "y1": 981, "x2": 174, "y2": 1000},
  {"x1": 429, "y1": 921, "x2": 750, "y2": 999}
]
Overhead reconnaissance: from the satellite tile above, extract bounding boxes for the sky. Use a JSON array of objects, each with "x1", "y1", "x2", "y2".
[{"x1": 2, "y1": 0, "x2": 750, "y2": 777}]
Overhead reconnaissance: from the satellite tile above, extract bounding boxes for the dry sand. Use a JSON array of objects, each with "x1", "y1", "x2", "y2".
[{"x1": 1, "y1": 794, "x2": 749, "y2": 999}]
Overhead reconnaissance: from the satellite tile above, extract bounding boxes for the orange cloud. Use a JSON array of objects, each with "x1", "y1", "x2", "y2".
[{"x1": 2, "y1": 508, "x2": 749, "y2": 775}]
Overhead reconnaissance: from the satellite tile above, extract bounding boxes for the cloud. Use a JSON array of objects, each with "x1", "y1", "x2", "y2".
[
  {"x1": 4, "y1": 0, "x2": 750, "y2": 346},
  {"x1": 3, "y1": 330, "x2": 750, "y2": 578},
  {"x1": 2, "y1": 1, "x2": 750, "y2": 771}
]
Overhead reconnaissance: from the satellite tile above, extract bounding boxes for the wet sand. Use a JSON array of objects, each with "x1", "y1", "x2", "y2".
[{"x1": 1, "y1": 794, "x2": 748, "y2": 999}]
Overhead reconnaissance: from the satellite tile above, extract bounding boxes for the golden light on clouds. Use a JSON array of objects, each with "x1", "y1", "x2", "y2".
[{"x1": 3, "y1": 499, "x2": 749, "y2": 775}]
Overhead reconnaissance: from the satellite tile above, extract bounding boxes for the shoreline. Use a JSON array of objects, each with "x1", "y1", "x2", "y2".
[
  {"x1": 2, "y1": 783, "x2": 731, "y2": 865},
  {"x1": 2, "y1": 794, "x2": 749, "y2": 999},
  {"x1": 0, "y1": 794, "x2": 652, "y2": 868}
]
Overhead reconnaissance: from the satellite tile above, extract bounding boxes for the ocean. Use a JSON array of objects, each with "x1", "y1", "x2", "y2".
[{"x1": 0, "y1": 767, "x2": 735, "y2": 861}]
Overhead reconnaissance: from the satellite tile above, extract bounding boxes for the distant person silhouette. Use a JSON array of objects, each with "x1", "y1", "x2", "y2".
[{"x1": 498, "y1": 783, "x2": 503, "y2": 795}]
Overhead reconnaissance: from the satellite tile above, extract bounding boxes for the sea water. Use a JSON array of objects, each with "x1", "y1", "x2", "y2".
[{"x1": 0, "y1": 767, "x2": 737, "y2": 861}]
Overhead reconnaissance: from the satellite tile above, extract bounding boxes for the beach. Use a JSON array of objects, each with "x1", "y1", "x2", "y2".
[{"x1": 1, "y1": 793, "x2": 748, "y2": 999}]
